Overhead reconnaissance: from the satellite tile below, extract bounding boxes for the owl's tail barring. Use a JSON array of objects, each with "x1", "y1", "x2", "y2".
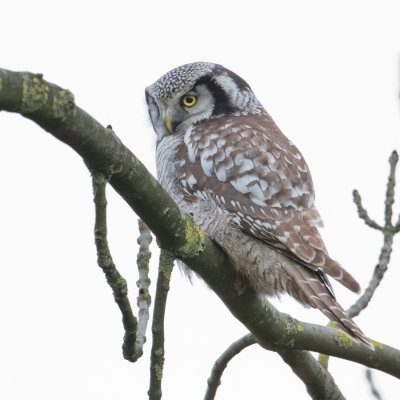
[{"x1": 283, "y1": 262, "x2": 374, "y2": 350}]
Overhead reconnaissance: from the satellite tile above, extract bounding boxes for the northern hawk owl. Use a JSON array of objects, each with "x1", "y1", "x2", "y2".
[{"x1": 145, "y1": 62, "x2": 371, "y2": 347}]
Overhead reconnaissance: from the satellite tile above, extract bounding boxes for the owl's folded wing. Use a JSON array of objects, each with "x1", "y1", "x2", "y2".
[{"x1": 178, "y1": 112, "x2": 360, "y2": 293}]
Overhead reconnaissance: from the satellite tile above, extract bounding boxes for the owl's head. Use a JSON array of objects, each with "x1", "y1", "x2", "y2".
[{"x1": 146, "y1": 62, "x2": 261, "y2": 139}]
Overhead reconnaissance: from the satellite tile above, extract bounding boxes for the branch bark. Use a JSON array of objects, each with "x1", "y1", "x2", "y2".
[
  {"x1": 348, "y1": 151, "x2": 399, "y2": 318},
  {"x1": 1, "y1": 68, "x2": 399, "y2": 380},
  {"x1": 278, "y1": 350, "x2": 346, "y2": 400},
  {"x1": 204, "y1": 336, "x2": 346, "y2": 400},
  {"x1": 204, "y1": 334, "x2": 256, "y2": 400},
  {"x1": 148, "y1": 249, "x2": 174, "y2": 400},
  {"x1": 135, "y1": 219, "x2": 153, "y2": 360},
  {"x1": 92, "y1": 171, "x2": 138, "y2": 361}
]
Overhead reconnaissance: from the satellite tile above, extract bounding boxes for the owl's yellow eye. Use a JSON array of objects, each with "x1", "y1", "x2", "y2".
[{"x1": 182, "y1": 95, "x2": 197, "y2": 107}]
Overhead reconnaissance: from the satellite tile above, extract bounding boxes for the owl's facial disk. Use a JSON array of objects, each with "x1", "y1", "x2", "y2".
[
  {"x1": 146, "y1": 62, "x2": 262, "y2": 140},
  {"x1": 146, "y1": 84, "x2": 215, "y2": 139}
]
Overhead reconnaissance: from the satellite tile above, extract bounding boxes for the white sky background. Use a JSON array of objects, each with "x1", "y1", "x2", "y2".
[{"x1": 1, "y1": 1, "x2": 400, "y2": 399}]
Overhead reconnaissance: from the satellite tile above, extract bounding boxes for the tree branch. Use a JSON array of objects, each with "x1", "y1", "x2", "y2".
[
  {"x1": 92, "y1": 171, "x2": 138, "y2": 361},
  {"x1": 348, "y1": 151, "x2": 399, "y2": 318},
  {"x1": 384, "y1": 150, "x2": 398, "y2": 228},
  {"x1": 278, "y1": 350, "x2": 345, "y2": 400},
  {"x1": 1, "y1": 68, "x2": 400, "y2": 379},
  {"x1": 204, "y1": 335, "x2": 345, "y2": 400},
  {"x1": 148, "y1": 249, "x2": 174, "y2": 400},
  {"x1": 365, "y1": 369, "x2": 383, "y2": 400},
  {"x1": 204, "y1": 334, "x2": 256, "y2": 400},
  {"x1": 352, "y1": 190, "x2": 382, "y2": 231},
  {"x1": 135, "y1": 219, "x2": 153, "y2": 360}
]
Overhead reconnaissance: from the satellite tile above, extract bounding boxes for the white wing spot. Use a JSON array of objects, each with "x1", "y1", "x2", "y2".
[
  {"x1": 201, "y1": 156, "x2": 214, "y2": 176},
  {"x1": 217, "y1": 138, "x2": 226, "y2": 148},
  {"x1": 209, "y1": 133, "x2": 219, "y2": 140},
  {"x1": 238, "y1": 159, "x2": 254, "y2": 173},
  {"x1": 294, "y1": 153, "x2": 302, "y2": 160},
  {"x1": 231, "y1": 174, "x2": 258, "y2": 194},
  {"x1": 249, "y1": 183, "x2": 266, "y2": 203},
  {"x1": 187, "y1": 174, "x2": 197, "y2": 187},
  {"x1": 252, "y1": 198, "x2": 267, "y2": 207}
]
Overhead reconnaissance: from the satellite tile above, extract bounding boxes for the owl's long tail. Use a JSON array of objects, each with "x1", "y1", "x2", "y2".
[{"x1": 283, "y1": 263, "x2": 374, "y2": 350}]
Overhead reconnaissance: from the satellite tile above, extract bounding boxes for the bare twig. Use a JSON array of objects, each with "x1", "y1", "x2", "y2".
[
  {"x1": 204, "y1": 334, "x2": 346, "y2": 400},
  {"x1": 92, "y1": 171, "x2": 138, "y2": 361},
  {"x1": 366, "y1": 369, "x2": 383, "y2": 400},
  {"x1": 148, "y1": 249, "x2": 174, "y2": 400},
  {"x1": 348, "y1": 151, "x2": 399, "y2": 318},
  {"x1": 204, "y1": 334, "x2": 256, "y2": 400},
  {"x1": 320, "y1": 151, "x2": 399, "y2": 370},
  {"x1": 394, "y1": 213, "x2": 400, "y2": 233},
  {"x1": 134, "y1": 219, "x2": 152, "y2": 361},
  {"x1": 352, "y1": 190, "x2": 382, "y2": 231},
  {"x1": 384, "y1": 151, "x2": 398, "y2": 228}
]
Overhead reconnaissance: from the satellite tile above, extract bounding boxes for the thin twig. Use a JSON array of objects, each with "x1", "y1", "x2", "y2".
[
  {"x1": 394, "y1": 213, "x2": 400, "y2": 233},
  {"x1": 366, "y1": 369, "x2": 383, "y2": 400},
  {"x1": 148, "y1": 249, "x2": 174, "y2": 400},
  {"x1": 204, "y1": 334, "x2": 256, "y2": 400},
  {"x1": 347, "y1": 246, "x2": 391, "y2": 319},
  {"x1": 92, "y1": 171, "x2": 138, "y2": 362},
  {"x1": 204, "y1": 334, "x2": 345, "y2": 400},
  {"x1": 352, "y1": 190, "x2": 382, "y2": 231},
  {"x1": 134, "y1": 219, "x2": 152, "y2": 361},
  {"x1": 384, "y1": 151, "x2": 398, "y2": 228},
  {"x1": 347, "y1": 151, "x2": 399, "y2": 318},
  {"x1": 321, "y1": 151, "x2": 399, "y2": 368}
]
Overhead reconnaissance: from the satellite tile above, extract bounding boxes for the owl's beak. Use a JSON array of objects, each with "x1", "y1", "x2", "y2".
[{"x1": 165, "y1": 116, "x2": 173, "y2": 133}]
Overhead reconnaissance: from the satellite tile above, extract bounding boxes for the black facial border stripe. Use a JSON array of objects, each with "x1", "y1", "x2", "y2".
[{"x1": 195, "y1": 74, "x2": 238, "y2": 117}]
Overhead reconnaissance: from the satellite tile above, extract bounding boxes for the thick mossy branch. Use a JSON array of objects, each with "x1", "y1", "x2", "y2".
[
  {"x1": 148, "y1": 250, "x2": 174, "y2": 400},
  {"x1": 1, "y1": 68, "x2": 400, "y2": 380},
  {"x1": 0, "y1": 68, "x2": 200, "y2": 256},
  {"x1": 92, "y1": 171, "x2": 138, "y2": 362}
]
